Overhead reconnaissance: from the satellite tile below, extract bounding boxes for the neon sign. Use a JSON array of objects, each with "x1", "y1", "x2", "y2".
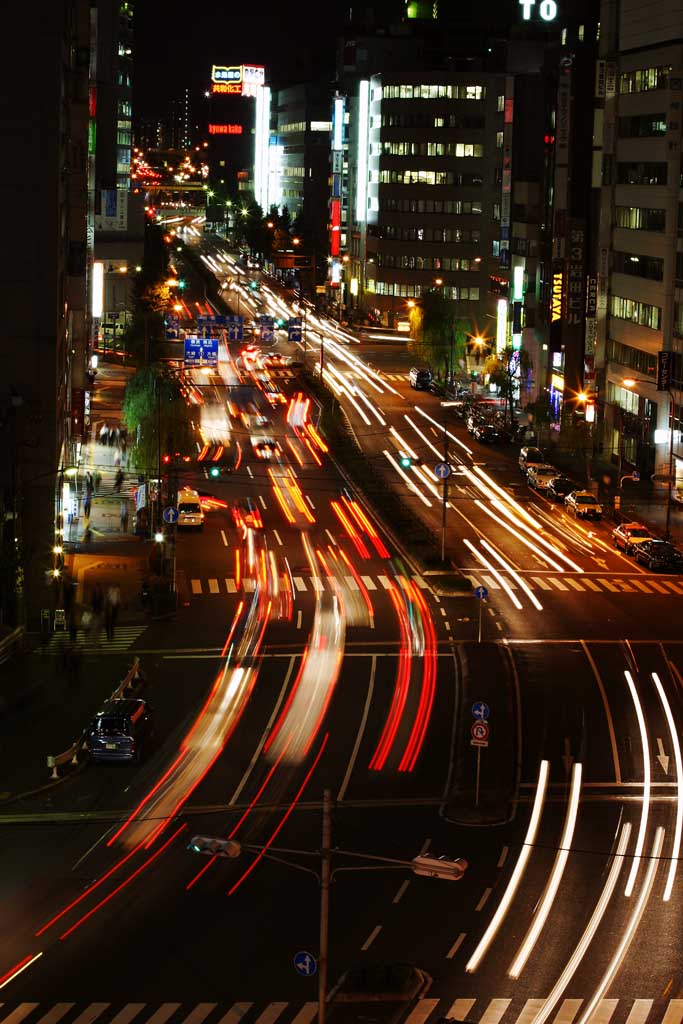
[
  {"x1": 551, "y1": 272, "x2": 563, "y2": 322},
  {"x1": 208, "y1": 124, "x2": 243, "y2": 135},
  {"x1": 212, "y1": 65, "x2": 242, "y2": 83},
  {"x1": 519, "y1": 0, "x2": 558, "y2": 20}
]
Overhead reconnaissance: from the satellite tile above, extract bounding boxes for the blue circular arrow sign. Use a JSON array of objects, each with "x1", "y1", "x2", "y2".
[
  {"x1": 434, "y1": 462, "x2": 451, "y2": 480},
  {"x1": 293, "y1": 951, "x2": 317, "y2": 977}
]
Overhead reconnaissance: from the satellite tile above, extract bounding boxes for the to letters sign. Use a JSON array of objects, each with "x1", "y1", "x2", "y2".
[{"x1": 519, "y1": 0, "x2": 558, "y2": 20}]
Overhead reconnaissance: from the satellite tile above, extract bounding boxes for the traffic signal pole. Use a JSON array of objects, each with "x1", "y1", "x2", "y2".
[{"x1": 441, "y1": 415, "x2": 449, "y2": 563}]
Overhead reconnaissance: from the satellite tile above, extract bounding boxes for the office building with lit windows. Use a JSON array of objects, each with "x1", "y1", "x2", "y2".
[{"x1": 594, "y1": 0, "x2": 683, "y2": 482}]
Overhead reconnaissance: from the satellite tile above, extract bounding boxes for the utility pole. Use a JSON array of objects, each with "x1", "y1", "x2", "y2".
[
  {"x1": 319, "y1": 788, "x2": 332, "y2": 1024},
  {"x1": 665, "y1": 387, "x2": 675, "y2": 541},
  {"x1": 441, "y1": 415, "x2": 449, "y2": 563}
]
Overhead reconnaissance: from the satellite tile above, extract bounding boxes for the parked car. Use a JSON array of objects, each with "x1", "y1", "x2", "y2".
[
  {"x1": 473, "y1": 423, "x2": 505, "y2": 444},
  {"x1": 633, "y1": 539, "x2": 683, "y2": 571},
  {"x1": 612, "y1": 522, "x2": 653, "y2": 554},
  {"x1": 547, "y1": 476, "x2": 576, "y2": 502},
  {"x1": 467, "y1": 413, "x2": 486, "y2": 434},
  {"x1": 527, "y1": 464, "x2": 560, "y2": 492},
  {"x1": 518, "y1": 446, "x2": 545, "y2": 475},
  {"x1": 409, "y1": 367, "x2": 432, "y2": 390},
  {"x1": 87, "y1": 698, "x2": 154, "y2": 763},
  {"x1": 565, "y1": 491, "x2": 603, "y2": 519}
]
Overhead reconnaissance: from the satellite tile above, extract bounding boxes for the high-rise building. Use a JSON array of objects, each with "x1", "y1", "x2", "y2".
[
  {"x1": 273, "y1": 83, "x2": 333, "y2": 238},
  {"x1": 595, "y1": 0, "x2": 683, "y2": 485},
  {"x1": 167, "y1": 89, "x2": 192, "y2": 151},
  {"x1": 0, "y1": 0, "x2": 93, "y2": 625}
]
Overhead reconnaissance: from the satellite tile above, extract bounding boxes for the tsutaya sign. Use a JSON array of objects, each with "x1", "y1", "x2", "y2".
[
  {"x1": 551, "y1": 271, "x2": 563, "y2": 322},
  {"x1": 519, "y1": 0, "x2": 558, "y2": 20}
]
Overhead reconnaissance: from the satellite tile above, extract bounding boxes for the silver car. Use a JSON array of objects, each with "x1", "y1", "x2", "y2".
[
  {"x1": 565, "y1": 491, "x2": 603, "y2": 519},
  {"x1": 527, "y1": 464, "x2": 559, "y2": 491}
]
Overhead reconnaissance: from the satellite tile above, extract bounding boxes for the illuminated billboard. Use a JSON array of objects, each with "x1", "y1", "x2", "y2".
[
  {"x1": 211, "y1": 65, "x2": 265, "y2": 98},
  {"x1": 208, "y1": 124, "x2": 243, "y2": 135}
]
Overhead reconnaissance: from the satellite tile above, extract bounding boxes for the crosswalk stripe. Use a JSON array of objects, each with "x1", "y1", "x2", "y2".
[
  {"x1": 581, "y1": 578, "x2": 602, "y2": 592},
  {"x1": 663, "y1": 580, "x2": 683, "y2": 595},
  {"x1": 344, "y1": 575, "x2": 359, "y2": 590},
  {"x1": 312, "y1": 577, "x2": 324, "y2": 592},
  {"x1": 548, "y1": 577, "x2": 569, "y2": 592},
  {"x1": 564, "y1": 578, "x2": 585, "y2": 591},
  {"x1": 404, "y1": 999, "x2": 440, "y2": 1024},
  {"x1": 587, "y1": 999, "x2": 618, "y2": 1024},
  {"x1": 516, "y1": 1001, "x2": 546, "y2": 1024},
  {"x1": 553, "y1": 999, "x2": 583, "y2": 1024},
  {"x1": 481, "y1": 575, "x2": 501, "y2": 590},
  {"x1": 109, "y1": 1006, "x2": 146, "y2": 1024},
  {"x1": 254, "y1": 1005, "x2": 288, "y2": 1024},
  {"x1": 632, "y1": 579, "x2": 654, "y2": 594},
  {"x1": 293, "y1": 577, "x2": 307, "y2": 592},
  {"x1": 208, "y1": 579, "x2": 219, "y2": 594},
  {"x1": 614, "y1": 580, "x2": 637, "y2": 593},
  {"x1": 413, "y1": 575, "x2": 429, "y2": 589},
  {"x1": 447, "y1": 999, "x2": 476, "y2": 1021},
  {"x1": 661, "y1": 1002, "x2": 683, "y2": 1024},
  {"x1": 226, "y1": 578, "x2": 237, "y2": 593},
  {"x1": 216, "y1": 1005, "x2": 254, "y2": 1024},
  {"x1": 244, "y1": 580, "x2": 256, "y2": 592},
  {"x1": 34, "y1": 1006, "x2": 76, "y2": 1024},
  {"x1": 646, "y1": 579, "x2": 670, "y2": 594},
  {"x1": 71, "y1": 1005, "x2": 110, "y2": 1024},
  {"x1": 361, "y1": 575, "x2": 377, "y2": 590},
  {"x1": 378, "y1": 575, "x2": 392, "y2": 589},
  {"x1": 0, "y1": 1007, "x2": 38, "y2": 1024},
  {"x1": 191, "y1": 579, "x2": 202, "y2": 595},
  {"x1": 625, "y1": 1000, "x2": 653, "y2": 1024},
  {"x1": 480, "y1": 999, "x2": 512, "y2": 1024},
  {"x1": 289, "y1": 1005, "x2": 318, "y2": 1024},
  {"x1": 142, "y1": 1005, "x2": 181, "y2": 1024},
  {"x1": 598, "y1": 578, "x2": 619, "y2": 592},
  {"x1": 180, "y1": 1006, "x2": 217, "y2": 1024},
  {"x1": 531, "y1": 576, "x2": 553, "y2": 591}
]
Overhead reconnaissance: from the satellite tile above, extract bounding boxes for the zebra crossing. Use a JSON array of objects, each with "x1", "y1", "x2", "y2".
[
  {"x1": 1, "y1": 997, "x2": 682, "y2": 1024},
  {"x1": 189, "y1": 573, "x2": 431, "y2": 597},
  {"x1": 45, "y1": 626, "x2": 147, "y2": 653},
  {"x1": 466, "y1": 573, "x2": 683, "y2": 598}
]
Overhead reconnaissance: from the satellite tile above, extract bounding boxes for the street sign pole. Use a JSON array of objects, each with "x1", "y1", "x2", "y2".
[
  {"x1": 441, "y1": 416, "x2": 449, "y2": 563},
  {"x1": 475, "y1": 746, "x2": 482, "y2": 807},
  {"x1": 478, "y1": 598, "x2": 483, "y2": 643},
  {"x1": 319, "y1": 788, "x2": 332, "y2": 1024}
]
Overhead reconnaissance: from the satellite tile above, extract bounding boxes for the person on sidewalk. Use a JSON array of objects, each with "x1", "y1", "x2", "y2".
[
  {"x1": 114, "y1": 468, "x2": 124, "y2": 493},
  {"x1": 83, "y1": 493, "x2": 92, "y2": 518},
  {"x1": 91, "y1": 583, "x2": 104, "y2": 645},
  {"x1": 99, "y1": 423, "x2": 109, "y2": 445},
  {"x1": 120, "y1": 500, "x2": 129, "y2": 533},
  {"x1": 94, "y1": 471, "x2": 101, "y2": 494},
  {"x1": 105, "y1": 583, "x2": 121, "y2": 641}
]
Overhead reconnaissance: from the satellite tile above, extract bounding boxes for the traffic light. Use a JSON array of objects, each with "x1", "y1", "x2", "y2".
[
  {"x1": 248, "y1": 280, "x2": 260, "y2": 291},
  {"x1": 274, "y1": 317, "x2": 285, "y2": 328},
  {"x1": 209, "y1": 466, "x2": 221, "y2": 478},
  {"x1": 178, "y1": 278, "x2": 186, "y2": 291},
  {"x1": 400, "y1": 456, "x2": 412, "y2": 469}
]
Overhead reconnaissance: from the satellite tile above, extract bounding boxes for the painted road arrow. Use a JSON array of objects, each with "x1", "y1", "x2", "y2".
[{"x1": 657, "y1": 737, "x2": 670, "y2": 774}]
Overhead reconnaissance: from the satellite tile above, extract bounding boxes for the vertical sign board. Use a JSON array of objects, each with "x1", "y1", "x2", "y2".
[{"x1": 658, "y1": 351, "x2": 673, "y2": 392}]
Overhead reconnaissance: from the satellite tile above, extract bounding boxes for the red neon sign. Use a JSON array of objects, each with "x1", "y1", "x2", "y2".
[
  {"x1": 330, "y1": 199, "x2": 341, "y2": 257},
  {"x1": 208, "y1": 124, "x2": 243, "y2": 135},
  {"x1": 211, "y1": 82, "x2": 242, "y2": 95}
]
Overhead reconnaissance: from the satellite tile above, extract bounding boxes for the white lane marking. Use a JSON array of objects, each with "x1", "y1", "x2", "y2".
[
  {"x1": 258, "y1": 495, "x2": 267, "y2": 509},
  {"x1": 445, "y1": 621, "x2": 452, "y2": 631},
  {"x1": 548, "y1": 577, "x2": 569, "y2": 592},
  {"x1": 253, "y1": 1005, "x2": 287, "y2": 1024},
  {"x1": 140, "y1": 1007, "x2": 181, "y2": 1024},
  {"x1": 71, "y1": 825, "x2": 115, "y2": 871},
  {"x1": 180, "y1": 1005, "x2": 217, "y2": 1024},
  {"x1": 208, "y1": 578, "x2": 219, "y2": 594},
  {"x1": 34, "y1": 1007, "x2": 76, "y2": 1024},
  {"x1": 552, "y1": 999, "x2": 583, "y2": 1024},
  {"x1": 378, "y1": 575, "x2": 392, "y2": 589},
  {"x1": 226, "y1": 578, "x2": 237, "y2": 593},
  {"x1": 419, "y1": 837, "x2": 431, "y2": 855},
  {"x1": 296, "y1": 610, "x2": 303, "y2": 629},
  {"x1": 446, "y1": 932, "x2": 467, "y2": 959},
  {"x1": 393, "y1": 879, "x2": 410, "y2": 903},
  {"x1": 475, "y1": 886, "x2": 493, "y2": 911},
  {"x1": 293, "y1": 577, "x2": 307, "y2": 592},
  {"x1": 531, "y1": 576, "x2": 552, "y2": 591},
  {"x1": 289, "y1": 1006, "x2": 318, "y2": 1024},
  {"x1": 338, "y1": 655, "x2": 377, "y2": 802},
  {"x1": 439, "y1": 606, "x2": 447, "y2": 616},
  {"x1": 646, "y1": 579, "x2": 669, "y2": 594},
  {"x1": 361, "y1": 925, "x2": 382, "y2": 950},
  {"x1": 497, "y1": 845, "x2": 509, "y2": 867},
  {"x1": 361, "y1": 575, "x2": 377, "y2": 590},
  {"x1": 624, "y1": 1001, "x2": 653, "y2": 1024},
  {"x1": 273, "y1": 530, "x2": 283, "y2": 546},
  {"x1": 246, "y1": 465, "x2": 254, "y2": 478},
  {"x1": 446, "y1": 999, "x2": 475, "y2": 1020},
  {"x1": 229, "y1": 657, "x2": 297, "y2": 805},
  {"x1": 404, "y1": 1000, "x2": 440, "y2": 1024},
  {"x1": 325, "y1": 529, "x2": 337, "y2": 545},
  {"x1": 306, "y1": 495, "x2": 316, "y2": 509},
  {"x1": 220, "y1": 530, "x2": 229, "y2": 547},
  {"x1": 413, "y1": 575, "x2": 429, "y2": 589},
  {"x1": 109, "y1": 1008, "x2": 146, "y2": 1024},
  {"x1": 191, "y1": 579, "x2": 202, "y2": 595},
  {"x1": 216, "y1": 1005, "x2": 254, "y2": 1024}
]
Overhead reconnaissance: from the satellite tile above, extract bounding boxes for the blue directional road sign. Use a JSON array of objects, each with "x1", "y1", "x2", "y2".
[
  {"x1": 202, "y1": 337, "x2": 219, "y2": 366},
  {"x1": 184, "y1": 336, "x2": 203, "y2": 366},
  {"x1": 472, "y1": 701, "x2": 490, "y2": 721},
  {"x1": 293, "y1": 951, "x2": 317, "y2": 977},
  {"x1": 227, "y1": 315, "x2": 244, "y2": 342},
  {"x1": 473, "y1": 585, "x2": 489, "y2": 600},
  {"x1": 288, "y1": 317, "x2": 302, "y2": 343},
  {"x1": 434, "y1": 462, "x2": 451, "y2": 480},
  {"x1": 163, "y1": 506, "x2": 179, "y2": 525}
]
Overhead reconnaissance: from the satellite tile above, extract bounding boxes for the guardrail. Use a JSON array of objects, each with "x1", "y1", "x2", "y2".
[
  {"x1": 46, "y1": 658, "x2": 144, "y2": 780},
  {"x1": 0, "y1": 626, "x2": 25, "y2": 667}
]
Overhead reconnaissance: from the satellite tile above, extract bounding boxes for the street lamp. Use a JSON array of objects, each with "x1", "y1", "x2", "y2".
[{"x1": 623, "y1": 376, "x2": 676, "y2": 540}]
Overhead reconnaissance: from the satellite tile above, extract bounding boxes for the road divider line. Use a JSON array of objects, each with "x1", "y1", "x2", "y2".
[
  {"x1": 229, "y1": 656, "x2": 297, "y2": 806},
  {"x1": 624, "y1": 670, "x2": 651, "y2": 896},
  {"x1": 466, "y1": 760, "x2": 549, "y2": 973},
  {"x1": 361, "y1": 924, "x2": 382, "y2": 950},
  {"x1": 580, "y1": 642, "x2": 621, "y2": 784},
  {"x1": 446, "y1": 932, "x2": 467, "y2": 959},
  {"x1": 497, "y1": 845, "x2": 509, "y2": 867},
  {"x1": 651, "y1": 672, "x2": 683, "y2": 900},
  {"x1": 393, "y1": 879, "x2": 410, "y2": 904},
  {"x1": 272, "y1": 530, "x2": 283, "y2": 546},
  {"x1": 475, "y1": 887, "x2": 492, "y2": 911},
  {"x1": 337, "y1": 655, "x2": 376, "y2": 802},
  {"x1": 220, "y1": 530, "x2": 228, "y2": 547},
  {"x1": 296, "y1": 610, "x2": 302, "y2": 630},
  {"x1": 419, "y1": 837, "x2": 431, "y2": 855}
]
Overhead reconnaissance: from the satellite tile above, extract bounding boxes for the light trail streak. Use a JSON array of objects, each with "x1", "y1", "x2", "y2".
[
  {"x1": 369, "y1": 584, "x2": 412, "y2": 771},
  {"x1": 389, "y1": 426, "x2": 419, "y2": 459},
  {"x1": 343, "y1": 498, "x2": 391, "y2": 559},
  {"x1": 466, "y1": 760, "x2": 549, "y2": 972},
  {"x1": 508, "y1": 762, "x2": 581, "y2": 977},
  {"x1": 575, "y1": 827, "x2": 664, "y2": 1024},
  {"x1": 383, "y1": 450, "x2": 433, "y2": 507},
  {"x1": 470, "y1": 466, "x2": 543, "y2": 530},
  {"x1": 331, "y1": 500, "x2": 371, "y2": 559},
  {"x1": 403, "y1": 415, "x2": 443, "y2": 460},
  {"x1": 480, "y1": 539, "x2": 543, "y2": 611},
  {"x1": 473, "y1": 499, "x2": 565, "y2": 572},
  {"x1": 490, "y1": 495, "x2": 583, "y2": 572},
  {"x1": 415, "y1": 405, "x2": 472, "y2": 454},
  {"x1": 651, "y1": 672, "x2": 683, "y2": 900},
  {"x1": 0, "y1": 952, "x2": 44, "y2": 992},
  {"x1": 623, "y1": 670, "x2": 651, "y2": 897},
  {"x1": 228, "y1": 734, "x2": 329, "y2": 896},
  {"x1": 528, "y1": 822, "x2": 632, "y2": 1024},
  {"x1": 398, "y1": 583, "x2": 437, "y2": 773},
  {"x1": 463, "y1": 539, "x2": 523, "y2": 610},
  {"x1": 411, "y1": 463, "x2": 448, "y2": 503}
]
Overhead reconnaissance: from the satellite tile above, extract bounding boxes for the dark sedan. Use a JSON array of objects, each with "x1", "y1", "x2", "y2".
[
  {"x1": 633, "y1": 539, "x2": 683, "y2": 572},
  {"x1": 473, "y1": 423, "x2": 504, "y2": 443},
  {"x1": 547, "y1": 476, "x2": 576, "y2": 501}
]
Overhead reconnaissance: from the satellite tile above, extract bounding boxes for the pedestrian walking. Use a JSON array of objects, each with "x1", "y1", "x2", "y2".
[
  {"x1": 85, "y1": 471, "x2": 93, "y2": 497},
  {"x1": 120, "y1": 500, "x2": 129, "y2": 533},
  {"x1": 99, "y1": 423, "x2": 109, "y2": 445},
  {"x1": 105, "y1": 583, "x2": 121, "y2": 641},
  {"x1": 91, "y1": 582, "x2": 104, "y2": 644},
  {"x1": 114, "y1": 427, "x2": 121, "y2": 446},
  {"x1": 114, "y1": 468, "x2": 124, "y2": 493},
  {"x1": 94, "y1": 471, "x2": 102, "y2": 494},
  {"x1": 108, "y1": 428, "x2": 116, "y2": 447},
  {"x1": 83, "y1": 493, "x2": 91, "y2": 518}
]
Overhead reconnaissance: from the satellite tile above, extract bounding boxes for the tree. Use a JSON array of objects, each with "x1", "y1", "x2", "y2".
[
  {"x1": 122, "y1": 368, "x2": 195, "y2": 477},
  {"x1": 407, "y1": 290, "x2": 470, "y2": 382},
  {"x1": 484, "y1": 346, "x2": 532, "y2": 427}
]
